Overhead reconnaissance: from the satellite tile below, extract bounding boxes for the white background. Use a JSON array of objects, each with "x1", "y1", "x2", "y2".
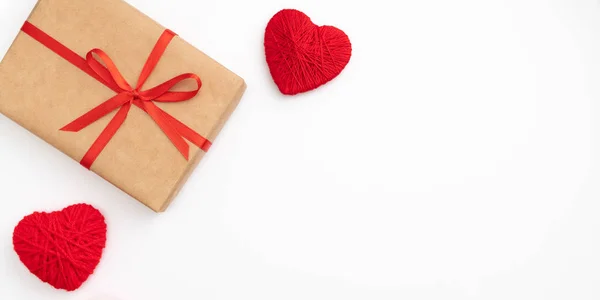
[{"x1": 1, "y1": 0, "x2": 600, "y2": 299}]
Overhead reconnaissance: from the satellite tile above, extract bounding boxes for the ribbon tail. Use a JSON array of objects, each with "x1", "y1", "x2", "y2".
[
  {"x1": 61, "y1": 93, "x2": 132, "y2": 132},
  {"x1": 140, "y1": 101, "x2": 190, "y2": 160},
  {"x1": 157, "y1": 108, "x2": 212, "y2": 152},
  {"x1": 80, "y1": 102, "x2": 132, "y2": 169}
]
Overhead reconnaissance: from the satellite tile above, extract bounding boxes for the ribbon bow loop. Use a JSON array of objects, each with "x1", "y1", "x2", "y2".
[{"x1": 85, "y1": 48, "x2": 202, "y2": 103}]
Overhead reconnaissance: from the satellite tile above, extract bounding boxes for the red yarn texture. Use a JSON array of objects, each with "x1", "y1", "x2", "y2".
[
  {"x1": 12, "y1": 203, "x2": 107, "y2": 291},
  {"x1": 264, "y1": 9, "x2": 352, "y2": 95}
]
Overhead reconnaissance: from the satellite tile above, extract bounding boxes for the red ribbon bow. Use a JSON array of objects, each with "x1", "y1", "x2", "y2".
[{"x1": 21, "y1": 22, "x2": 211, "y2": 169}]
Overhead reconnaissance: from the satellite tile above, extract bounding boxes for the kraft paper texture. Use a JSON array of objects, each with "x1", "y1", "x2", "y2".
[{"x1": 0, "y1": 0, "x2": 246, "y2": 211}]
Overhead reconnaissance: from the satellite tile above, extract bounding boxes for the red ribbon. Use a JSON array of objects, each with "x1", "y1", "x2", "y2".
[{"x1": 21, "y1": 21, "x2": 211, "y2": 169}]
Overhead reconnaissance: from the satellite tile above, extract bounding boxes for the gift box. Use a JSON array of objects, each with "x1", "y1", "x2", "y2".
[{"x1": 0, "y1": 0, "x2": 246, "y2": 212}]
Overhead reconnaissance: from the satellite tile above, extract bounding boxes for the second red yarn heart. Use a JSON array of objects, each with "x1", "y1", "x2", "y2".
[
  {"x1": 264, "y1": 9, "x2": 352, "y2": 95},
  {"x1": 12, "y1": 203, "x2": 107, "y2": 291}
]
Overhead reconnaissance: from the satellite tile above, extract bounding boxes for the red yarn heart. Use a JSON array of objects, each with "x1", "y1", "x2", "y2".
[
  {"x1": 12, "y1": 203, "x2": 107, "y2": 291},
  {"x1": 264, "y1": 9, "x2": 352, "y2": 95}
]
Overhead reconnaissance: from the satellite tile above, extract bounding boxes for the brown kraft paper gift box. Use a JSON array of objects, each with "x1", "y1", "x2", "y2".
[{"x1": 0, "y1": 0, "x2": 246, "y2": 212}]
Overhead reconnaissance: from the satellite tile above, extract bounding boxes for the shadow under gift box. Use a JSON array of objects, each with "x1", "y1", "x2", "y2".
[{"x1": 0, "y1": 0, "x2": 246, "y2": 212}]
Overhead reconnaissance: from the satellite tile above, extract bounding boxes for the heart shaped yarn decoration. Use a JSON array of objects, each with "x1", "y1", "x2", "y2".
[
  {"x1": 12, "y1": 203, "x2": 107, "y2": 291},
  {"x1": 264, "y1": 9, "x2": 352, "y2": 95}
]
